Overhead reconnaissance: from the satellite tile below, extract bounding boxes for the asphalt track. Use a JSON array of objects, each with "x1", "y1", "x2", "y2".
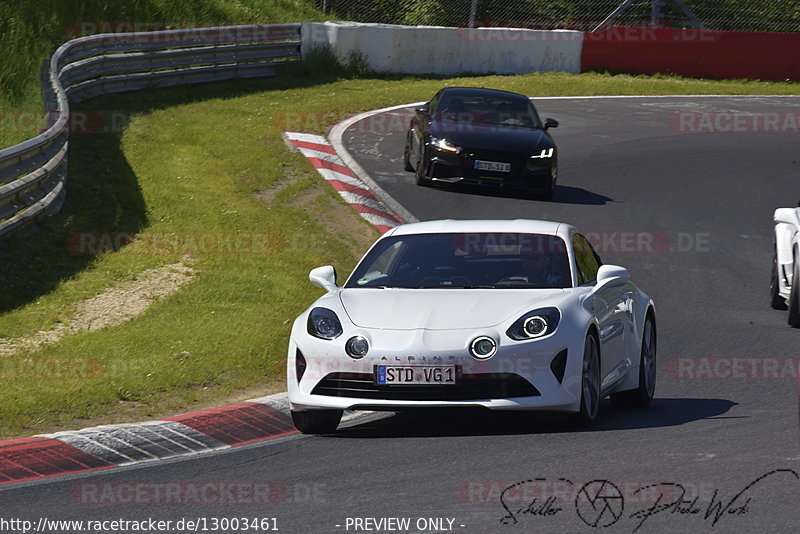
[{"x1": 3, "y1": 96, "x2": 800, "y2": 533}]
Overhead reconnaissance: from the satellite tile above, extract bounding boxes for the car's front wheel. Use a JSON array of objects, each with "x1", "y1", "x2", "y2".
[
  {"x1": 571, "y1": 332, "x2": 600, "y2": 427},
  {"x1": 611, "y1": 313, "x2": 656, "y2": 409},
  {"x1": 403, "y1": 132, "x2": 414, "y2": 172},
  {"x1": 415, "y1": 145, "x2": 432, "y2": 186},
  {"x1": 291, "y1": 409, "x2": 343, "y2": 434},
  {"x1": 788, "y1": 249, "x2": 800, "y2": 327},
  {"x1": 771, "y1": 243, "x2": 787, "y2": 310}
]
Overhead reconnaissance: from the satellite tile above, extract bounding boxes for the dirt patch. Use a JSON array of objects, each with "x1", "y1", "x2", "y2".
[
  {"x1": 253, "y1": 173, "x2": 303, "y2": 205},
  {"x1": 0, "y1": 262, "x2": 194, "y2": 355}
]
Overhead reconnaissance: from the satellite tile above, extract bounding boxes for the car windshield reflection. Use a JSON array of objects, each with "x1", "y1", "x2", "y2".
[{"x1": 346, "y1": 232, "x2": 572, "y2": 290}]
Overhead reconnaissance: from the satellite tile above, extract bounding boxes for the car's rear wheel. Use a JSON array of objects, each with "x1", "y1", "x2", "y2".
[
  {"x1": 571, "y1": 332, "x2": 600, "y2": 427},
  {"x1": 771, "y1": 243, "x2": 787, "y2": 310},
  {"x1": 788, "y1": 250, "x2": 800, "y2": 327},
  {"x1": 291, "y1": 409, "x2": 343, "y2": 434},
  {"x1": 403, "y1": 133, "x2": 414, "y2": 172},
  {"x1": 611, "y1": 313, "x2": 656, "y2": 409}
]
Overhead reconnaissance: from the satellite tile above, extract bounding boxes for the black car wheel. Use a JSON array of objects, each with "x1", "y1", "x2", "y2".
[
  {"x1": 571, "y1": 332, "x2": 600, "y2": 427},
  {"x1": 403, "y1": 133, "x2": 414, "y2": 172},
  {"x1": 415, "y1": 145, "x2": 432, "y2": 186},
  {"x1": 788, "y1": 249, "x2": 800, "y2": 327},
  {"x1": 611, "y1": 313, "x2": 656, "y2": 409},
  {"x1": 771, "y1": 243, "x2": 787, "y2": 310},
  {"x1": 291, "y1": 409, "x2": 343, "y2": 434}
]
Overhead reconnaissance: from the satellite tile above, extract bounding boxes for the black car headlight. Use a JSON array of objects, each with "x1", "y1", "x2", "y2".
[
  {"x1": 307, "y1": 307, "x2": 343, "y2": 339},
  {"x1": 430, "y1": 136, "x2": 462, "y2": 153},
  {"x1": 506, "y1": 307, "x2": 561, "y2": 340},
  {"x1": 529, "y1": 147, "x2": 555, "y2": 160}
]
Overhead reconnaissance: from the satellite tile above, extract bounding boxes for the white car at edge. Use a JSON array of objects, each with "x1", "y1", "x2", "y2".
[
  {"x1": 771, "y1": 205, "x2": 800, "y2": 326},
  {"x1": 287, "y1": 219, "x2": 657, "y2": 434}
]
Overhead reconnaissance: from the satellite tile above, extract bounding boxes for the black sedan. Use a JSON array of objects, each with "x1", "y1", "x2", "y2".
[{"x1": 403, "y1": 87, "x2": 559, "y2": 198}]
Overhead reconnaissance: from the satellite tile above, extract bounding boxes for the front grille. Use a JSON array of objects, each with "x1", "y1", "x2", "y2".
[{"x1": 311, "y1": 372, "x2": 540, "y2": 401}]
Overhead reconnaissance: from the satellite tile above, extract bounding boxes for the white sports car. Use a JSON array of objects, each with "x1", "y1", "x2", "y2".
[
  {"x1": 287, "y1": 219, "x2": 656, "y2": 434},
  {"x1": 771, "y1": 205, "x2": 800, "y2": 326}
]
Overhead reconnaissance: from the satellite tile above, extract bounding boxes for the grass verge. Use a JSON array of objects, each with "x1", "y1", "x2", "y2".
[{"x1": 1, "y1": 65, "x2": 800, "y2": 437}]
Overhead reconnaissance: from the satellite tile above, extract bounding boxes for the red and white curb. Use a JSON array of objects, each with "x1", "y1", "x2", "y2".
[
  {"x1": 0, "y1": 393, "x2": 296, "y2": 485},
  {"x1": 284, "y1": 132, "x2": 405, "y2": 233}
]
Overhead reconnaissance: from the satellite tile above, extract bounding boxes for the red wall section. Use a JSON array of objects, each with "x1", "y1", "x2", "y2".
[{"x1": 582, "y1": 26, "x2": 800, "y2": 81}]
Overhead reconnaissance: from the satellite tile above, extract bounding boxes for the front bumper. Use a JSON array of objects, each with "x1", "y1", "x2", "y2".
[
  {"x1": 424, "y1": 147, "x2": 556, "y2": 192},
  {"x1": 287, "y1": 324, "x2": 584, "y2": 413}
]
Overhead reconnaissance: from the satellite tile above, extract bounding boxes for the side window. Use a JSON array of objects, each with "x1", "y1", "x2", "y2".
[
  {"x1": 428, "y1": 91, "x2": 441, "y2": 114},
  {"x1": 572, "y1": 233, "x2": 601, "y2": 284}
]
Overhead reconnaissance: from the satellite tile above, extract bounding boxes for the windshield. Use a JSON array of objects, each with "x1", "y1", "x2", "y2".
[
  {"x1": 346, "y1": 232, "x2": 571, "y2": 289},
  {"x1": 433, "y1": 93, "x2": 542, "y2": 129}
]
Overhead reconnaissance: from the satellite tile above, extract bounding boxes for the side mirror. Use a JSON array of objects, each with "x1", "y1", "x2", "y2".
[
  {"x1": 309, "y1": 265, "x2": 338, "y2": 293},
  {"x1": 592, "y1": 265, "x2": 630, "y2": 292},
  {"x1": 774, "y1": 208, "x2": 800, "y2": 226},
  {"x1": 544, "y1": 118, "x2": 559, "y2": 130},
  {"x1": 414, "y1": 102, "x2": 429, "y2": 114}
]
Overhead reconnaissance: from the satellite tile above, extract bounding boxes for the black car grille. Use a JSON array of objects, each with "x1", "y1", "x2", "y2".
[{"x1": 311, "y1": 372, "x2": 540, "y2": 401}]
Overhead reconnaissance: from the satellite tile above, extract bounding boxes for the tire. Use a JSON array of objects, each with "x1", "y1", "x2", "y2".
[
  {"x1": 611, "y1": 313, "x2": 657, "y2": 409},
  {"x1": 403, "y1": 133, "x2": 414, "y2": 172},
  {"x1": 415, "y1": 145, "x2": 432, "y2": 186},
  {"x1": 771, "y1": 244, "x2": 787, "y2": 310},
  {"x1": 789, "y1": 250, "x2": 800, "y2": 327},
  {"x1": 571, "y1": 332, "x2": 601, "y2": 427},
  {"x1": 291, "y1": 409, "x2": 343, "y2": 434}
]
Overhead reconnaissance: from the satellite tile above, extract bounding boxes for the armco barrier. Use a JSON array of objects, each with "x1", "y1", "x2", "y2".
[
  {"x1": 301, "y1": 21, "x2": 583, "y2": 75},
  {"x1": 0, "y1": 24, "x2": 300, "y2": 238},
  {"x1": 581, "y1": 26, "x2": 800, "y2": 82}
]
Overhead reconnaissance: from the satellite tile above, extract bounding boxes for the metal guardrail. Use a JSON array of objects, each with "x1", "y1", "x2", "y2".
[{"x1": 0, "y1": 23, "x2": 301, "y2": 238}]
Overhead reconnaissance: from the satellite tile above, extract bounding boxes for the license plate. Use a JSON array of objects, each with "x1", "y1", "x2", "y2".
[
  {"x1": 376, "y1": 365, "x2": 457, "y2": 385},
  {"x1": 474, "y1": 160, "x2": 511, "y2": 173}
]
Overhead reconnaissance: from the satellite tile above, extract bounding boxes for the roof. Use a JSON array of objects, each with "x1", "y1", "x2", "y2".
[
  {"x1": 439, "y1": 87, "x2": 530, "y2": 101},
  {"x1": 388, "y1": 219, "x2": 569, "y2": 237}
]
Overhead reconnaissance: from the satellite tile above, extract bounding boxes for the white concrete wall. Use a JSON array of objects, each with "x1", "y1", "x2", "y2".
[{"x1": 301, "y1": 21, "x2": 583, "y2": 75}]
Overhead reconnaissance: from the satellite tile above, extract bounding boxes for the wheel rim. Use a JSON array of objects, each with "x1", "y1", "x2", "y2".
[
  {"x1": 642, "y1": 319, "x2": 657, "y2": 397},
  {"x1": 582, "y1": 337, "x2": 600, "y2": 418}
]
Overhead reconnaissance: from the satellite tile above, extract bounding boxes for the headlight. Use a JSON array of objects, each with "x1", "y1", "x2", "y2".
[
  {"x1": 507, "y1": 307, "x2": 560, "y2": 340},
  {"x1": 307, "y1": 307, "x2": 343, "y2": 339},
  {"x1": 345, "y1": 336, "x2": 369, "y2": 359},
  {"x1": 529, "y1": 148, "x2": 554, "y2": 159},
  {"x1": 430, "y1": 136, "x2": 461, "y2": 153},
  {"x1": 470, "y1": 336, "x2": 497, "y2": 359}
]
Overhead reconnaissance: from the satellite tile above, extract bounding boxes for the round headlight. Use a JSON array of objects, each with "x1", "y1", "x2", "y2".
[
  {"x1": 307, "y1": 307, "x2": 343, "y2": 340},
  {"x1": 523, "y1": 316, "x2": 548, "y2": 338},
  {"x1": 470, "y1": 336, "x2": 497, "y2": 360},
  {"x1": 346, "y1": 336, "x2": 369, "y2": 359}
]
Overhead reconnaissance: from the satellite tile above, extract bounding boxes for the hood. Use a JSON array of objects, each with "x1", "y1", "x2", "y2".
[
  {"x1": 429, "y1": 120, "x2": 551, "y2": 153},
  {"x1": 339, "y1": 288, "x2": 565, "y2": 330}
]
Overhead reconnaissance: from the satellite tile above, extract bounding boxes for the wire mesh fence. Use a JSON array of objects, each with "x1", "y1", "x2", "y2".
[{"x1": 314, "y1": 0, "x2": 800, "y2": 33}]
